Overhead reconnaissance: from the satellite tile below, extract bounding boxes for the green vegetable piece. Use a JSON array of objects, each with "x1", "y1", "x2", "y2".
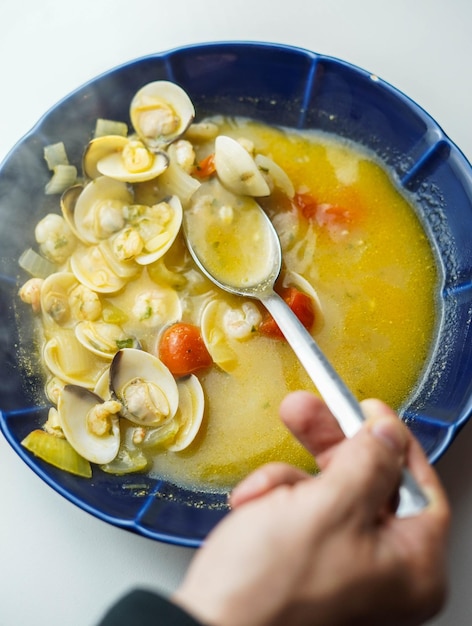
[
  {"x1": 18, "y1": 247, "x2": 56, "y2": 278},
  {"x1": 102, "y1": 303, "x2": 129, "y2": 324},
  {"x1": 21, "y1": 430, "x2": 92, "y2": 478},
  {"x1": 44, "y1": 164, "x2": 78, "y2": 195},
  {"x1": 94, "y1": 118, "x2": 128, "y2": 138},
  {"x1": 115, "y1": 338, "x2": 135, "y2": 349},
  {"x1": 100, "y1": 448, "x2": 148, "y2": 475},
  {"x1": 43, "y1": 142, "x2": 69, "y2": 170},
  {"x1": 141, "y1": 420, "x2": 180, "y2": 450}
]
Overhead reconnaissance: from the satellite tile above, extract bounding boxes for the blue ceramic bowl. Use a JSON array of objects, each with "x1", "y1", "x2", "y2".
[{"x1": 1, "y1": 42, "x2": 472, "y2": 547}]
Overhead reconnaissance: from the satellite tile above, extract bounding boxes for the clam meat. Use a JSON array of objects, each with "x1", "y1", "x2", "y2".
[
  {"x1": 110, "y1": 348, "x2": 179, "y2": 426},
  {"x1": 130, "y1": 80, "x2": 195, "y2": 150},
  {"x1": 84, "y1": 135, "x2": 170, "y2": 183},
  {"x1": 40, "y1": 272, "x2": 79, "y2": 327},
  {"x1": 133, "y1": 195, "x2": 183, "y2": 265}
]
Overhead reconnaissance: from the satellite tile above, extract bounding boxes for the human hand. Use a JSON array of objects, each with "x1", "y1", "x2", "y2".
[{"x1": 173, "y1": 392, "x2": 450, "y2": 626}]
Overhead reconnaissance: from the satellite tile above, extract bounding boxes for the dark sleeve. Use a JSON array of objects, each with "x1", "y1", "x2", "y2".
[{"x1": 97, "y1": 588, "x2": 204, "y2": 626}]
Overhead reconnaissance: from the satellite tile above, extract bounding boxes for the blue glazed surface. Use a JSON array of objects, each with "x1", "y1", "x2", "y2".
[{"x1": 1, "y1": 41, "x2": 471, "y2": 546}]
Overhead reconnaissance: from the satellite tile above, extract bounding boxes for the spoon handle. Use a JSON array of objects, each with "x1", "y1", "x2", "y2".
[{"x1": 260, "y1": 290, "x2": 429, "y2": 517}]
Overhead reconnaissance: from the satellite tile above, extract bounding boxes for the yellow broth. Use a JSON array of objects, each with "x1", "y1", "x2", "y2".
[
  {"x1": 150, "y1": 119, "x2": 438, "y2": 490},
  {"x1": 23, "y1": 114, "x2": 439, "y2": 493},
  {"x1": 184, "y1": 190, "x2": 276, "y2": 289}
]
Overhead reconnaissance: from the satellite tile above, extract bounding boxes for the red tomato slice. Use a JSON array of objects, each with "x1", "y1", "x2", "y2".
[
  {"x1": 259, "y1": 287, "x2": 315, "y2": 339},
  {"x1": 294, "y1": 191, "x2": 360, "y2": 231},
  {"x1": 192, "y1": 153, "x2": 216, "y2": 179},
  {"x1": 294, "y1": 191, "x2": 318, "y2": 221},
  {"x1": 158, "y1": 323, "x2": 213, "y2": 376}
]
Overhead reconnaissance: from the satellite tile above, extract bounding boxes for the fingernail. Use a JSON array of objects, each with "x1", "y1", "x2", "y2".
[
  {"x1": 361, "y1": 399, "x2": 407, "y2": 454},
  {"x1": 370, "y1": 418, "x2": 406, "y2": 455}
]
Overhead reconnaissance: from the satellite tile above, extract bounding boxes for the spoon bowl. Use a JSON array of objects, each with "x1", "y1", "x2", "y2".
[{"x1": 183, "y1": 200, "x2": 429, "y2": 518}]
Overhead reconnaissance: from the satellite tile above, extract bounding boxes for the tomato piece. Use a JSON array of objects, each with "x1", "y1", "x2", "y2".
[
  {"x1": 259, "y1": 287, "x2": 315, "y2": 339},
  {"x1": 294, "y1": 191, "x2": 357, "y2": 229},
  {"x1": 192, "y1": 153, "x2": 216, "y2": 179},
  {"x1": 315, "y1": 203, "x2": 353, "y2": 227},
  {"x1": 294, "y1": 191, "x2": 318, "y2": 221},
  {"x1": 159, "y1": 323, "x2": 213, "y2": 376}
]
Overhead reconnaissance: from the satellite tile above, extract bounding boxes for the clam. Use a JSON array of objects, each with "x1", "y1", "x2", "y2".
[
  {"x1": 140, "y1": 374, "x2": 204, "y2": 451},
  {"x1": 98, "y1": 239, "x2": 141, "y2": 278},
  {"x1": 73, "y1": 176, "x2": 131, "y2": 244},
  {"x1": 43, "y1": 330, "x2": 109, "y2": 388},
  {"x1": 45, "y1": 376, "x2": 66, "y2": 405},
  {"x1": 110, "y1": 348, "x2": 179, "y2": 426},
  {"x1": 214, "y1": 135, "x2": 270, "y2": 197},
  {"x1": 57, "y1": 384, "x2": 121, "y2": 464},
  {"x1": 70, "y1": 244, "x2": 127, "y2": 294},
  {"x1": 254, "y1": 153, "x2": 295, "y2": 198},
  {"x1": 168, "y1": 374, "x2": 205, "y2": 451},
  {"x1": 83, "y1": 135, "x2": 129, "y2": 180},
  {"x1": 85, "y1": 135, "x2": 170, "y2": 183},
  {"x1": 130, "y1": 81, "x2": 195, "y2": 150},
  {"x1": 75, "y1": 321, "x2": 136, "y2": 360},
  {"x1": 133, "y1": 195, "x2": 183, "y2": 265},
  {"x1": 201, "y1": 299, "x2": 238, "y2": 372},
  {"x1": 40, "y1": 272, "x2": 79, "y2": 327},
  {"x1": 94, "y1": 368, "x2": 111, "y2": 400},
  {"x1": 61, "y1": 184, "x2": 84, "y2": 239}
]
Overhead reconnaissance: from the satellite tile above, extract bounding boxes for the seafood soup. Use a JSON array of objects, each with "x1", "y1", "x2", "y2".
[{"x1": 18, "y1": 82, "x2": 438, "y2": 491}]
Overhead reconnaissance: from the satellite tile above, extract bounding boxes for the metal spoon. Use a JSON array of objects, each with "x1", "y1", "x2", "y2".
[{"x1": 183, "y1": 203, "x2": 428, "y2": 517}]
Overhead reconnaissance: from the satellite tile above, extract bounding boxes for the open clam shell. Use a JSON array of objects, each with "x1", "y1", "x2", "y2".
[
  {"x1": 214, "y1": 135, "x2": 270, "y2": 197},
  {"x1": 70, "y1": 244, "x2": 127, "y2": 294},
  {"x1": 130, "y1": 81, "x2": 195, "y2": 150},
  {"x1": 91, "y1": 136, "x2": 170, "y2": 183},
  {"x1": 254, "y1": 153, "x2": 295, "y2": 198},
  {"x1": 57, "y1": 384, "x2": 120, "y2": 464},
  {"x1": 201, "y1": 299, "x2": 238, "y2": 373},
  {"x1": 75, "y1": 321, "x2": 136, "y2": 360},
  {"x1": 168, "y1": 374, "x2": 205, "y2": 451},
  {"x1": 109, "y1": 348, "x2": 179, "y2": 426},
  {"x1": 43, "y1": 330, "x2": 109, "y2": 389},
  {"x1": 83, "y1": 135, "x2": 129, "y2": 180},
  {"x1": 40, "y1": 272, "x2": 79, "y2": 327},
  {"x1": 73, "y1": 176, "x2": 131, "y2": 244},
  {"x1": 61, "y1": 184, "x2": 85, "y2": 239},
  {"x1": 134, "y1": 195, "x2": 183, "y2": 265}
]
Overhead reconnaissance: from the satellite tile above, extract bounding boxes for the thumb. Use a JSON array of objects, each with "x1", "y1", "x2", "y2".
[{"x1": 322, "y1": 399, "x2": 409, "y2": 524}]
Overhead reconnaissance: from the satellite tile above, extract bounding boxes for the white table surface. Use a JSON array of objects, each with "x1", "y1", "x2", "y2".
[{"x1": 1, "y1": 1, "x2": 471, "y2": 624}]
